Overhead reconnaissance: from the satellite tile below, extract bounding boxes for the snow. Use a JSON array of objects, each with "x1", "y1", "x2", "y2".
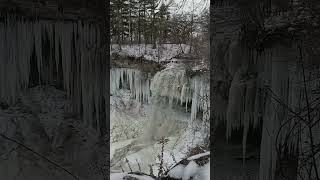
[
  {"x1": 183, "y1": 161, "x2": 199, "y2": 180},
  {"x1": 111, "y1": 173, "x2": 155, "y2": 180},
  {"x1": 167, "y1": 161, "x2": 210, "y2": 180},
  {"x1": 187, "y1": 152, "x2": 210, "y2": 161},
  {"x1": 168, "y1": 164, "x2": 185, "y2": 178},
  {"x1": 196, "y1": 163, "x2": 210, "y2": 180},
  {"x1": 111, "y1": 44, "x2": 191, "y2": 62}
]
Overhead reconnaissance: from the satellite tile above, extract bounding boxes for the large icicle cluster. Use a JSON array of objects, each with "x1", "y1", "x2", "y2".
[
  {"x1": 111, "y1": 68, "x2": 151, "y2": 103},
  {"x1": 258, "y1": 48, "x2": 320, "y2": 180},
  {"x1": 0, "y1": 17, "x2": 33, "y2": 104},
  {"x1": 110, "y1": 64, "x2": 209, "y2": 122},
  {"x1": 218, "y1": 40, "x2": 320, "y2": 179},
  {"x1": 150, "y1": 64, "x2": 209, "y2": 121},
  {"x1": 190, "y1": 76, "x2": 210, "y2": 121},
  {"x1": 0, "y1": 16, "x2": 107, "y2": 133}
]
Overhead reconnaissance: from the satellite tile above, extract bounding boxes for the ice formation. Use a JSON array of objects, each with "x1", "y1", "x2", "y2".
[
  {"x1": 0, "y1": 16, "x2": 107, "y2": 134},
  {"x1": 111, "y1": 64, "x2": 209, "y2": 122},
  {"x1": 111, "y1": 68, "x2": 151, "y2": 103},
  {"x1": 221, "y1": 42, "x2": 320, "y2": 179},
  {"x1": 256, "y1": 48, "x2": 320, "y2": 180},
  {"x1": 150, "y1": 64, "x2": 209, "y2": 121}
]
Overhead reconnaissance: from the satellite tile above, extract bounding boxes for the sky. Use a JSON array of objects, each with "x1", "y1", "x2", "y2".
[{"x1": 163, "y1": 0, "x2": 209, "y2": 14}]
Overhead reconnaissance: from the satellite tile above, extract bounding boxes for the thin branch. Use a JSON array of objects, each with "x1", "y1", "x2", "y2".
[
  {"x1": 299, "y1": 44, "x2": 320, "y2": 180},
  {"x1": 0, "y1": 133, "x2": 80, "y2": 180}
]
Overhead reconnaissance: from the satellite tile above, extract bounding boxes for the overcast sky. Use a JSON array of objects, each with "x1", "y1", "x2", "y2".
[{"x1": 161, "y1": 0, "x2": 209, "y2": 14}]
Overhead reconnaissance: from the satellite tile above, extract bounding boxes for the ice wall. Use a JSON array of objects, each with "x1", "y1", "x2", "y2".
[{"x1": 0, "y1": 15, "x2": 107, "y2": 134}]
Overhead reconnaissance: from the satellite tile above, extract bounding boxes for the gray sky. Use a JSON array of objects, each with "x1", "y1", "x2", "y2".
[{"x1": 168, "y1": 0, "x2": 209, "y2": 14}]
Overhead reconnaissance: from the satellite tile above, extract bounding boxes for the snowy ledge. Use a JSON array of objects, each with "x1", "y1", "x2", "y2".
[
  {"x1": 111, "y1": 53, "x2": 164, "y2": 74},
  {"x1": 243, "y1": 7, "x2": 320, "y2": 51},
  {"x1": 110, "y1": 44, "x2": 191, "y2": 63},
  {"x1": 111, "y1": 44, "x2": 209, "y2": 74}
]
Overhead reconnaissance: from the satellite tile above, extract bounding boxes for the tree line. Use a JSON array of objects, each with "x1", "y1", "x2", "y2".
[{"x1": 110, "y1": 0, "x2": 209, "y2": 49}]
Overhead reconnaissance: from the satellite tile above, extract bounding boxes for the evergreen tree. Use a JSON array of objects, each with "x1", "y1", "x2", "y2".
[
  {"x1": 111, "y1": 0, "x2": 171, "y2": 46},
  {"x1": 157, "y1": 3, "x2": 170, "y2": 45}
]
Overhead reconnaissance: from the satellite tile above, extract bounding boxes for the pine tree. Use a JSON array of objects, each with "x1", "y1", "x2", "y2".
[
  {"x1": 111, "y1": 0, "x2": 171, "y2": 46},
  {"x1": 128, "y1": 0, "x2": 139, "y2": 44},
  {"x1": 157, "y1": 3, "x2": 170, "y2": 45},
  {"x1": 110, "y1": 0, "x2": 131, "y2": 46}
]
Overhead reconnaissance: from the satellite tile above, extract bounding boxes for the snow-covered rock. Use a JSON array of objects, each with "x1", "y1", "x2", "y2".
[{"x1": 164, "y1": 152, "x2": 210, "y2": 180}]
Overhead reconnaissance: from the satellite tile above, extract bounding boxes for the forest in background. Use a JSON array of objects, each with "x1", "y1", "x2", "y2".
[{"x1": 110, "y1": 0, "x2": 209, "y2": 57}]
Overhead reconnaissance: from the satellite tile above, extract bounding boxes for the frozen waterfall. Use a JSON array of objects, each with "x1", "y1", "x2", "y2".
[
  {"x1": 219, "y1": 42, "x2": 320, "y2": 180},
  {"x1": 111, "y1": 64, "x2": 209, "y2": 122},
  {"x1": 151, "y1": 64, "x2": 209, "y2": 122},
  {"x1": 0, "y1": 16, "x2": 107, "y2": 134}
]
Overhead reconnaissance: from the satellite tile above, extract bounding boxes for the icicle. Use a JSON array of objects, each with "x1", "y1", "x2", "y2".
[
  {"x1": 34, "y1": 21, "x2": 42, "y2": 85},
  {"x1": 0, "y1": 18, "x2": 107, "y2": 134},
  {"x1": 111, "y1": 68, "x2": 151, "y2": 104},
  {"x1": 259, "y1": 48, "x2": 290, "y2": 180}
]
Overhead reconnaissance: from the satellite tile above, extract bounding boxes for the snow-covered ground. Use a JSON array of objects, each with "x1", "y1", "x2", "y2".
[
  {"x1": 111, "y1": 152, "x2": 210, "y2": 180},
  {"x1": 111, "y1": 44, "x2": 191, "y2": 62}
]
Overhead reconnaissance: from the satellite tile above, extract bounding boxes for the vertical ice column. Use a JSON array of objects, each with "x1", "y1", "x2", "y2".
[
  {"x1": 0, "y1": 17, "x2": 34, "y2": 104},
  {"x1": 259, "y1": 58, "x2": 290, "y2": 180}
]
